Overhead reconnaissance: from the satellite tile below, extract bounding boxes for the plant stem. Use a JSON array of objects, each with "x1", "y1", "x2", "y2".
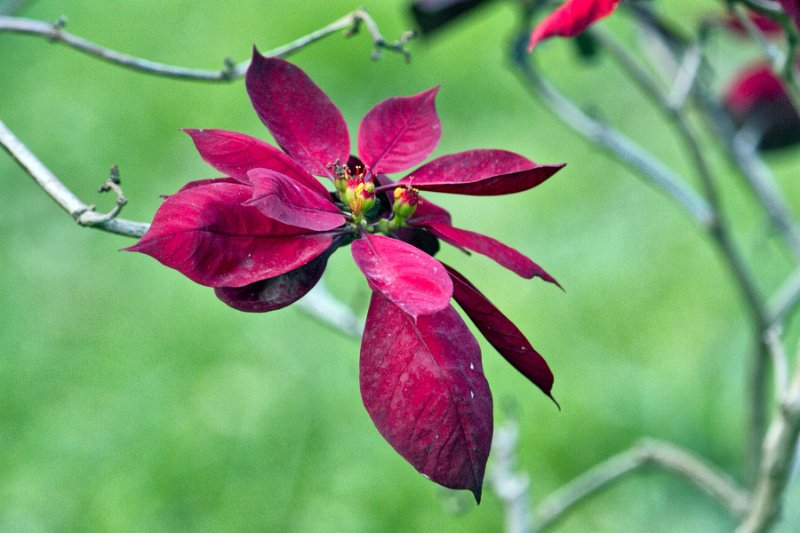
[
  {"x1": 534, "y1": 438, "x2": 750, "y2": 532},
  {"x1": 736, "y1": 340, "x2": 800, "y2": 532},
  {"x1": 0, "y1": 8, "x2": 412, "y2": 82},
  {"x1": 0, "y1": 117, "x2": 149, "y2": 237},
  {"x1": 511, "y1": 46, "x2": 714, "y2": 227}
]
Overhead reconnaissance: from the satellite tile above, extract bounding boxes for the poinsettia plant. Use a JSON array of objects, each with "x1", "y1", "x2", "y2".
[{"x1": 127, "y1": 50, "x2": 564, "y2": 501}]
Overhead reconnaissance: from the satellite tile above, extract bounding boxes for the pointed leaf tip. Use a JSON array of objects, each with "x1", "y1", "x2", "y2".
[
  {"x1": 360, "y1": 293, "x2": 492, "y2": 499},
  {"x1": 400, "y1": 149, "x2": 564, "y2": 196},
  {"x1": 245, "y1": 54, "x2": 349, "y2": 177},
  {"x1": 446, "y1": 264, "x2": 556, "y2": 400},
  {"x1": 358, "y1": 86, "x2": 442, "y2": 174},
  {"x1": 182, "y1": 128, "x2": 329, "y2": 196},
  {"x1": 528, "y1": 0, "x2": 621, "y2": 52}
]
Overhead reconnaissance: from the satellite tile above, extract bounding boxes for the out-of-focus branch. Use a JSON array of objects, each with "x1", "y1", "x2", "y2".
[
  {"x1": 510, "y1": 39, "x2": 714, "y2": 228},
  {"x1": 629, "y1": 4, "x2": 800, "y2": 483},
  {"x1": 767, "y1": 264, "x2": 800, "y2": 324},
  {"x1": 297, "y1": 282, "x2": 364, "y2": 338},
  {"x1": 0, "y1": 117, "x2": 148, "y2": 237},
  {"x1": 735, "y1": 0, "x2": 785, "y2": 17},
  {"x1": 731, "y1": 3, "x2": 786, "y2": 68},
  {"x1": 737, "y1": 340, "x2": 800, "y2": 532},
  {"x1": 633, "y1": 4, "x2": 800, "y2": 262},
  {"x1": 490, "y1": 419, "x2": 532, "y2": 533},
  {"x1": 0, "y1": 9, "x2": 413, "y2": 82},
  {"x1": 589, "y1": 27, "x2": 769, "y2": 322},
  {"x1": 534, "y1": 438, "x2": 750, "y2": 532}
]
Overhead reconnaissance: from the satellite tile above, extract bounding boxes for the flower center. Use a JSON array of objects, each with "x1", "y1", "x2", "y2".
[{"x1": 333, "y1": 162, "x2": 376, "y2": 225}]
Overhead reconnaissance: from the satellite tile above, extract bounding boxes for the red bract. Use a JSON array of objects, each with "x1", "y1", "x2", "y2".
[
  {"x1": 724, "y1": 62, "x2": 800, "y2": 150},
  {"x1": 127, "y1": 50, "x2": 564, "y2": 502},
  {"x1": 528, "y1": 0, "x2": 621, "y2": 52}
]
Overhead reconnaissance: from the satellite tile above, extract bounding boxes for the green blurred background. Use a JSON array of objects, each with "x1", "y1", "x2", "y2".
[{"x1": 2, "y1": 0, "x2": 799, "y2": 531}]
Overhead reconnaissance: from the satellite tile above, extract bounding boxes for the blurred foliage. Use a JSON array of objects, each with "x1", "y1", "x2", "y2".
[{"x1": 1, "y1": 0, "x2": 799, "y2": 531}]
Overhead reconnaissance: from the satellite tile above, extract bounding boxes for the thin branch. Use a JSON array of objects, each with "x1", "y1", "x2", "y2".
[
  {"x1": 296, "y1": 282, "x2": 364, "y2": 338},
  {"x1": 534, "y1": 438, "x2": 750, "y2": 532},
  {"x1": 735, "y1": 0, "x2": 785, "y2": 17},
  {"x1": 629, "y1": 5, "x2": 799, "y2": 482},
  {"x1": 633, "y1": 5, "x2": 800, "y2": 261},
  {"x1": 510, "y1": 42, "x2": 715, "y2": 228},
  {"x1": 731, "y1": 3, "x2": 786, "y2": 68},
  {"x1": 490, "y1": 419, "x2": 532, "y2": 533},
  {"x1": 667, "y1": 41, "x2": 703, "y2": 110},
  {"x1": 737, "y1": 340, "x2": 800, "y2": 532},
  {"x1": 767, "y1": 264, "x2": 800, "y2": 324},
  {"x1": 0, "y1": 8, "x2": 413, "y2": 82},
  {"x1": 0, "y1": 117, "x2": 148, "y2": 237},
  {"x1": 764, "y1": 325, "x2": 790, "y2": 401},
  {"x1": 590, "y1": 25, "x2": 769, "y2": 327}
]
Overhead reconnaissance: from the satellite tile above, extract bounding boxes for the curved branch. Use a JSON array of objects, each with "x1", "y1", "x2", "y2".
[
  {"x1": 0, "y1": 117, "x2": 148, "y2": 237},
  {"x1": 534, "y1": 439, "x2": 750, "y2": 532},
  {"x1": 0, "y1": 9, "x2": 413, "y2": 82},
  {"x1": 737, "y1": 342, "x2": 800, "y2": 532},
  {"x1": 510, "y1": 43, "x2": 714, "y2": 228}
]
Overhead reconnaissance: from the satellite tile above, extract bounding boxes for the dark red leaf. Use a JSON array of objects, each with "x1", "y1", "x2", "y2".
[
  {"x1": 360, "y1": 292, "x2": 492, "y2": 502},
  {"x1": 528, "y1": 0, "x2": 621, "y2": 52},
  {"x1": 398, "y1": 149, "x2": 564, "y2": 195},
  {"x1": 245, "y1": 51, "x2": 349, "y2": 177},
  {"x1": 358, "y1": 87, "x2": 442, "y2": 174},
  {"x1": 407, "y1": 195, "x2": 453, "y2": 226},
  {"x1": 446, "y1": 265, "x2": 556, "y2": 401},
  {"x1": 351, "y1": 234, "x2": 452, "y2": 318},
  {"x1": 244, "y1": 168, "x2": 345, "y2": 231},
  {"x1": 124, "y1": 181, "x2": 332, "y2": 287},
  {"x1": 183, "y1": 129, "x2": 330, "y2": 197},
  {"x1": 214, "y1": 251, "x2": 330, "y2": 312},
  {"x1": 391, "y1": 226, "x2": 441, "y2": 257},
  {"x1": 427, "y1": 222, "x2": 559, "y2": 285}
]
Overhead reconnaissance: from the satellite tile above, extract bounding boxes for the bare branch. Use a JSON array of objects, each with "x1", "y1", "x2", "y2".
[
  {"x1": 737, "y1": 340, "x2": 800, "y2": 532},
  {"x1": 296, "y1": 282, "x2": 364, "y2": 338},
  {"x1": 764, "y1": 326, "x2": 790, "y2": 401},
  {"x1": 0, "y1": 117, "x2": 148, "y2": 237},
  {"x1": 731, "y1": 3, "x2": 786, "y2": 68},
  {"x1": 767, "y1": 264, "x2": 800, "y2": 324},
  {"x1": 628, "y1": 4, "x2": 797, "y2": 483},
  {"x1": 489, "y1": 419, "x2": 532, "y2": 533},
  {"x1": 0, "y1": 9, "x2": 413, "y2": 82},
  {"x1": 510, "y1": 44, "x2": 715, "y2": 228},
  {"x1": 534, "y1": 439, "x2": 750, "y2": 532}
]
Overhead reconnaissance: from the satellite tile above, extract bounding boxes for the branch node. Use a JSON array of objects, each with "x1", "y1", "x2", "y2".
[
  {"x1": 351, "y1": 7, "x2": 415, "y2": 63},
  {"x1": 48, "y1": 15, "x2": 67, "y2": 42},
  {"x1": 221, "y1": 57, "x2": 236, "y2": 81},
  {"x1": 83, "y1": 165, "x2": 128, "y2": 224}
]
